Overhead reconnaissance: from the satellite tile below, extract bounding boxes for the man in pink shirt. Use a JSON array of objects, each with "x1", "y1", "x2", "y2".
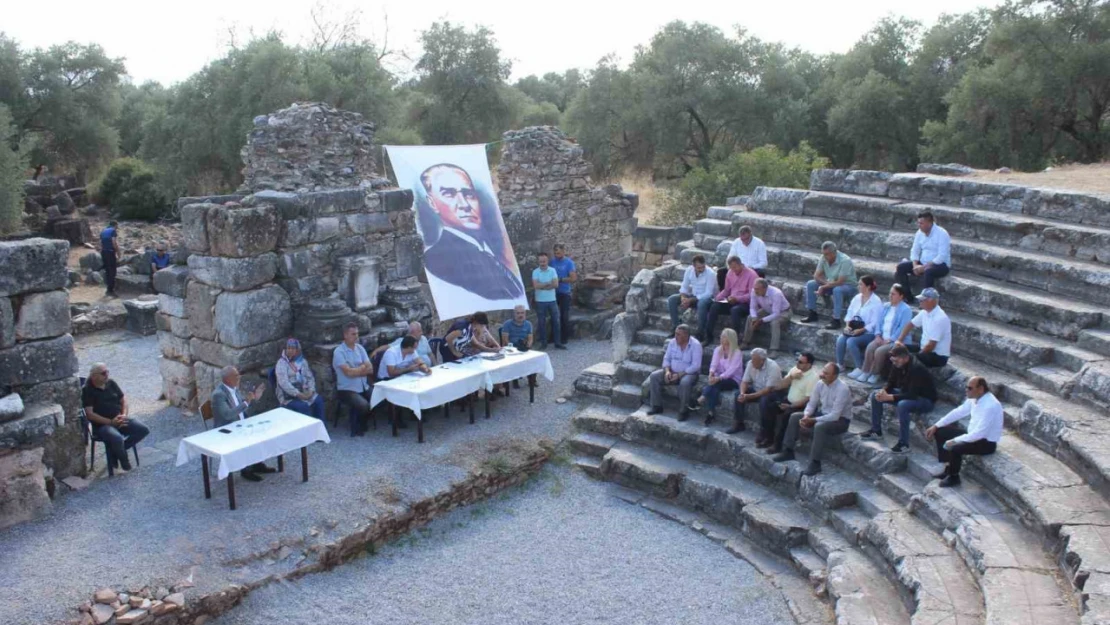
[
  {"x1": 703, "y1": 256, "x2": 757, "y2": 345},
  {"x1": 744, "y1": 278, "x2": 792, "y2": 351}
]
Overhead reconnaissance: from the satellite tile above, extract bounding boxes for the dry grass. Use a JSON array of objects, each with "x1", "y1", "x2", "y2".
[
  {"x1": 967, "y1": 162, "x2": 1110, "y2": 196},
  {"x1": 606, "y1": 171, "x2": 665, "y2": 225}
]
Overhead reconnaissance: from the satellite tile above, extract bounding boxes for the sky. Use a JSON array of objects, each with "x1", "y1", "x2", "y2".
[{"x1": 3, "y1": 0, "x2": 1000, "y2": 86}]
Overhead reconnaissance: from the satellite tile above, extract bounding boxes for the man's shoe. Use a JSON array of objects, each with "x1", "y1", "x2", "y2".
[
  {"x1": 555, "y1": 344, "x2": 568, "y2": 350},
  {"x1": 891, "y1": 442, "x2": 909, "y2": 453},
  {"x1": 866, "y1": 374, "x2": 882, "y2": 385},
  {"x1": 241, "y1": 471, "x2": 263, "y2": 482},
  {"x1": 676, "y1": 411, "x2": 689, "y2": 422},
  {"x1": 802, "y1": 461, "x2": 822, "y2": 477},
  {"x1": 859, "y1": 431, "x2": 881, "y2": 440},
  {"x1": 647, "y1": 406, "x2": 664, "y2": 415},
  {"x1": 801, "y1": 311, "x2": 818, "y2": 323},
  {"x1": 772, "y1": 450, "x2": 795, "y2": 462},
  {"x1": 848, "y1": 370, "x2": 865, "y2": 381},
  {"x1": 703, "y1": 413, "x2": 716, "y2": 426},
  {"x1": 826, "y1": 320, "x2": 843, "y2": 330},
  {"x1": 726, "y1": 422, "x2": 745, "y2": 434},
  {"x1": 765, "y1": 446, "x2": 781, "y2": 455},
  {"x1": 938, "y1": 475, "x2": 961, "y2": 488}
]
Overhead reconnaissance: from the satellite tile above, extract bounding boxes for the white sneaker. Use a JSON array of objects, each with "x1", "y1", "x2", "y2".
[
  {"x1": 867, "y1": 374, "x2": 881, "y2": 385},
  {"x1": 847, "y1": 370, "x2": 863, "y2": 381}
]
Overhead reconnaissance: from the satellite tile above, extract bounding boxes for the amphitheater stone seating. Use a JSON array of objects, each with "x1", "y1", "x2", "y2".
[{"x1": 573, "y1": 169, "x2": 1110, "y2": 625}]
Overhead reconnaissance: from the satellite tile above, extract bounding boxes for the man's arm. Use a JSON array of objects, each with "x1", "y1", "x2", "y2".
[
  {"x1": 910, "y1": 231, "x2": 922, "y2": 264},
  {"x1": 931, "y1": 230, "x2": 951, "y2": 267},
  {"x1": 934, "y1": 399, "x2": 972, "y2": 429},
  {"x1": 84, "y1": 404, "x2": 115, "y2": 427},
  {"x1": 684, "y1": 341, "x2": 703, "y2": 376},
  {"x1": 803, "y1": 386, "x2": 820, "y2": 417},
  {"x1": 755, "y1": 240, "x2": 768, "y2": 269}
]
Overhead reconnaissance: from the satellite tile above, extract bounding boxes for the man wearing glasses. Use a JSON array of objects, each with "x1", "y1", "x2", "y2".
[
  {"x1": 756, "y1": 352, "x2": 817, "y2": 452},
  {"x1": 82, "y1": 363, "x2": 149, "y2": 475},
  {"x1": 925, "y1": 376, "x2": 1002, "y2": 488}
]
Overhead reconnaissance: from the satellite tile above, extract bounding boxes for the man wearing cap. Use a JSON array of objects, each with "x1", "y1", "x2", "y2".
[
  {"x1": 895, "y1": 288, "x2": 952, "y2": 368},
  {"x1": 926, "y1": 376, "x2": 1002, "y2": 487},
  {"x1": 895, "y1": 210, "x2": 951, "y2": 304}
]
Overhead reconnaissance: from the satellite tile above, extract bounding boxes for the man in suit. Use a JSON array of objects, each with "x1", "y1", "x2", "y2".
[
  {"x1": 419, "y1": 163, "x2": 525, "y2": 302},
  {"x1": 212, "y1": 366, "x2": 275, "y2": 482}
]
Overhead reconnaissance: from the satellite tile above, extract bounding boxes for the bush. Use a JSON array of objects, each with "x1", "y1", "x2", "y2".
[
  {"x1": 0, "y1": 105, "x2": 26, "y2": 234},
  {"x1": 656, "y1": 142, "x2": 830, "y2": 226},
  {"x1": 91, "y1": 157, "x2": 166, "y2": 221}
]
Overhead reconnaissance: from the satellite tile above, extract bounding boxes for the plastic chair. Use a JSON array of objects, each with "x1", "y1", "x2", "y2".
[{"x1": 80, "y1": 376, "x2": 140, "y2": 477}]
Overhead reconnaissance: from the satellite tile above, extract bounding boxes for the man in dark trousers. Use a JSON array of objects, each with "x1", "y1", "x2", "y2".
[
  {"x1": 211, "y1": 366, "x2": 274, "y2": 482},
  {"x1": 99, "y1": 220, "x2": 120, "y2": 297},
  {"x1": 551, "y1": 243, "x2": 577, "y2": 345},
  {"x1": 82, "y1": 362, "x2": 149, "y2": 474},
  {"x1": 862, "y1": 344, "x2": 937, "y2": 453}
]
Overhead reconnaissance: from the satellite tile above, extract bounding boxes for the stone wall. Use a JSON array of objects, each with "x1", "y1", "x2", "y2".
[
  {"x1": 239, "y1": 102, "x2": 381, "y2": 193},
  {"x1": 497, "y1": 126, "x2": 638, "y2": 281},
  {"x1": 631, "y1": 224, "x2": 692, "y2": 269}
]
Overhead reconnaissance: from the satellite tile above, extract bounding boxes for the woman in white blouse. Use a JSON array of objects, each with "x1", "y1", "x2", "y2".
[{"x1": 835, "y1": 275, "x2": 883, "y2": 375}]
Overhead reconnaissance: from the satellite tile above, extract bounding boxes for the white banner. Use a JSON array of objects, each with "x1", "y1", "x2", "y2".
[{"x1": 385, "y1": 144, "x2": 527, "y2": 320}]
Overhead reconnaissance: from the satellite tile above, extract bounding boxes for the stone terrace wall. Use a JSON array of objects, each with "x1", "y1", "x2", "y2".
[
  {"x1": 497, "y1": 127, "x2": 638, "y2": 281},
  {"x1": 239, "y1": 102, "x2": 380, "y2": 193}
]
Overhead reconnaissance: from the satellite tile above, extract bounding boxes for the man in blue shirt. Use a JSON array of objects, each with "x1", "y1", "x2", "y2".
[
  {"x1": 332, "y1": 322, "x2": 374, "y2": 436},
  {"x1": 550, "y1": 244, "x2": 577, "y2": 345},
  {"x1": 532, "y1": 252, "x2": 565, "y2": 350},
  {"x1": 100, "y1": 220, "x2": 120, "y2": 297},
  {"x1": 149, "y1": 241, "x2": 172, "y2": 291},
  {"x1": 500, "y1": 305, "x2": 536, "y2": 390},
  {"x1": 895, "y1": 210, "x2": 951, "y2": 304}
]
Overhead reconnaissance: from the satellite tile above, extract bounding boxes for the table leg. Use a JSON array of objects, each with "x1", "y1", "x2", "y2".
[
  {"x1": 227, "y1": 473, "x2": 236, "y2": 510},
  {"x1": 201, "y1": 454, "x2": 211, "y2": 499},
  {"x1": 301, "y1": 447, "x2": 309, "y2": 483},
  {"x1": 505, "y1": 382, "x2": 510, "y2": 398},
  {"x1": 277, "y1": 454, "x2": 284, "y2": 473},
  {"x1": 485, "y1": 393, "x2": 491, "y2": 419},
  {"x1": 468, "y1": 394, "x2": 475, "y2": 424},
  {"x1": 529, "y1": 375, "x2": 536, "y2": 403},
  {"x1": 442, "y1": 404, "x2": 448, "y2": 419},
  {"x1": 417, "y1": 417, "x2": 424, "y2": 444},
  {"x1": 390, "y1": 403, "x2": 398, "y2": 438}
]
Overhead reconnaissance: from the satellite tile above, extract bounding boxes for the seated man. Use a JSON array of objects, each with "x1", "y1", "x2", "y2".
[
  {"x1": 718, "y1": 225, "x2": 768, "y2": 288},
  {"x1": 862, "y1": 344, "x2": 937, "y2": 453},
  {"x1": 926, "y1": 376, "x2": 1002, "y2": 488},
  {"x1": 500, "y1": 305, "x2": 537, "y2": 390},
  {"x1": 773, "y1": 363, "x2": 852, "y2": 476},
  {"x1": 333, "y1": 322, "x2": 376, "y2": 437},
  {"x1": 668, "y1": 254, "x2": 716, "y2": 338},
  {"x1": 802, "y1": 241, "x2": 858, "y2": 330},
  {"x1": 758, "y1": 352, "x2": 818, "y2": 452},
  {"x1": 149, "y1": 241, "x2": 172, "y2": 290},
  {"x1": 647, "y1": 324, "x2": 702, "y2": 419},
  {"x1": 391, "y1": 321, "x2": 434, "y2": 365},
  {"x1": 894, "y1": 288, "x2": 951, "y2": 368},
  {"x1": 275, "y1": 338, "x2": 325, "y2": 421},
  {"x1": 704, "y1": 256, "x2": 757, "y2": 344},
  {"x1": 744, "y1": 278, "x2": 791, "y2": 351},
  {"x1": 731, "y1": 348, "x2": 782, "y2": 434},
  {"x1": 82, "y1": 362, "x2": 149, "y2": 475},
  {"x1": 895, "y1": 210, "x2": 951, "y2": 304},
  {"x1": 212, "y1": 366, "x2": 273, "y2": 482},
  {"x1": 378, "y1": 335, "x2": 432, "y2": 380}
]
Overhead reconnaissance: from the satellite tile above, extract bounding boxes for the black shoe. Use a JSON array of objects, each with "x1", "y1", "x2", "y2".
[
  {"x1": 772, "y1": 450, "x2": 795, "y2": 462},
  {"x1": 765, "y1": 446, "x2": 781, "y2": 455},
  {"x1": 241, "y1": 471, "x2": 263, "y2": 482},
  {"x1": 932, "y1": 467, "x2": 949, "y2": 480},
  {"x1": 801, "y1": 311, "x2": 818, "y2": 324},
  {"x1": 859, "y1": 431, "x2": 881, "y2": 440},
  {"x1": 938, "y1": 475, "x2": 961, "y2": 488},
  {"x1": 703, "y1": 414, "x2": 715, "y2": 426},
  {"x1": 802, "y1": 461, "x2": 822, "y2": 476},
  {"x1": 555, "y1": 344, "x2": 568, "y2": 350},
  {"x1": 354, "y1": 430, "x2": 366, "y2": 437},
  {"x1": 256, "y1": 465, "x2": 277, "y2": 474},
  {"x1": 726, "y1": 422, "x2": 745, "y2": 434},
  {"x1": 826, "y1": 320, "x2": 843, "y2": 330},
  {"x1": 677, "y1": 411, "x2": 689, "y2": 422},
  {"x1": 891, "y1": 442, "x2": 908, "y2": 453},
  {"x1": 647, "y1": 406, "x2": 663, "y2": 415}
]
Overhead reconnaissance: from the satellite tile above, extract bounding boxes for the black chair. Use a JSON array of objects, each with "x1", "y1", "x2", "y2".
[{"x1": 80, "y1": 377, "x2": 140, "y2": 477}]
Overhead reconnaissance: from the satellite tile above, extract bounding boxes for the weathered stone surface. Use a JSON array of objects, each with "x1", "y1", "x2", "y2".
[
  {"x1": 193, "y1": 361, "x2": 223, "y2": 407},
  {"x1": 152, "y1": 265, "x2": 189, "y2": 298},
  {"x1": 1074, "y1": 362, "x2": 1110, "y2": 413},
  {"x1": 0, "y1": 335, "x2": 77, "y2": 386},
  {"x1": 751, "y1": 186, "x2": 810, "y2": 217},
  {"x1": 123, "y1": 299, "x2": 158, "y2": 336},
  {"x1": 189, "y1": 337, "x2": 285, "y2": 371},
  {"x1": 0, "y1": 297, "x2": 13, "y2": 349},
  {"x1": 0, "y1": 393, "x2": 22, "y2": 423},
  {"x1": 335, "y1": 255, "x2": 380, "y2": 311},
  {"x1": 916, "y1": 162, "x2": 975, "y2": 176},
  {"x1": 159, "y1": 358, "x2": 196, "y2": 408},
  {"x1": 180, "y1": 203, "x2": 212, "y2": 253},
  {"x1": 625, "y1": 269, "x2": 658, "y2": 315},
  {"x1": 187, "y1": 254, "x2": 278, "y2": 292},
  {"x1": 206, "y1": 204, "x2": 280, "y2": 257},
  {"x1": 0, "y1": 448, "x2": 51, "y2": 530},
  {"x1": 157, "y1": 294, "x2": 187, "y2": 319},
  {"x1": 158, "y1": 331, "x2": 192, "y2": 363},
  {"x1": 186, "y1": 282, "x2": 221, "y2": 341},
  {"x1": 809, "y1": 169, "x2": 892, "y2": 196},
  {"x1": 14, "y1": 291, "x2": 71, "y2": 341},
  {"x1": 282, "y1": 216, "x2": 341, "y2": 247},
  {"x1": 214, "y1": 285, "x2": 292, "y2": 348},
  {"x1": 0, "y1": 402, "x2": 63, "y2": 448},
  {"x1": 575, "y1": 362, "x2": 617, "y2": 397},
  {"x1": 0, "y1": 238, "x2": 69, "y2": 297}
]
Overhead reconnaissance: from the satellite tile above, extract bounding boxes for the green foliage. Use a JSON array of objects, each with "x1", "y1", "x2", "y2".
[
  {"x1": 0, "y1": 104, "x2": 26, "y2": 234},
  {"x1": 658, "y1": 143, "x2": 830, "y2": 226},
  {"x1": 515, "y1": 70, "x2": 582, "y2": 112},
  {"x1": 91, "y1": 157, "x2": 166, "y2": 221}
]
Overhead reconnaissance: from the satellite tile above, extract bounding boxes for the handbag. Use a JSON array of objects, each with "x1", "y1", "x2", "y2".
[{"x1": 847, "y1": 315, "x2": 866, "y2": 331}]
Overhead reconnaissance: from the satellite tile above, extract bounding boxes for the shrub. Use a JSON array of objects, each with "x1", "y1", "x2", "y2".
[
  {"x1": 91, "y1": 157, "x2": 166, "y2": 221},
  {"x1": 657, "y1": 142, "x2": 830, "y2": 226},
  {"x1": 0, "y1": 105, "x2": 26, "y2": 234}
]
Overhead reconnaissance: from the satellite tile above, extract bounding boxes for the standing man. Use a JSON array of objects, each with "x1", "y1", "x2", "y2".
[
  {"x1": 211, "y1": 366, "x2": 273, "y2": 482},
  {"x1": 773, "y1": 363, "x2": 852, "y2": 476},
  {"x1": 667, "y1": 254, "x2": 716, "y2": 338},
  {"x1": 731, "y1": 348, "x2": 782, "y2": 434},
  {"x1": 863, "y1": 344, "x2": 937, "y2": 453},
  {"x1": 801, "y1": 241, "x2": 857, "y2": 330},
  {"x1": 647, "y1": 324, "x2": 703, "y2": 419},
  {"x1": 82, "y1": 363, "x2": 149, "y2": 475},
  {"x1": 551, "y1": 244, "x2": 577, "y2": 346},
  {"x1": 333, "y1": 322, "x2": 375, "y2": 437},
  {"x1": 926, "y1": 376, "x2": 1002, "y2": 488},
  {"x1": 100, "y1": 220, "x2": 120, "y2": 297},
  {"x1": 532, "y1": 252, "x2": 565, "y2": 350},
  {"x1": 895, "y1": 288, "x2": 952, "y2": 368},
  {"x1": 704, "y1": 257, "x2": 758, "y2": 344},
  {"x1": 744, "y1": 278, "x2": 792, "y2": 351},
  {"x1": 895, "y1": 210, "x2": 951, "y2": 304}
]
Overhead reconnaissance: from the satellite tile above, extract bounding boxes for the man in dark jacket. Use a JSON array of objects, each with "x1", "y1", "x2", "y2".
[{"x1": 862, "y1": 343, "x2": 937, "y2": 453}]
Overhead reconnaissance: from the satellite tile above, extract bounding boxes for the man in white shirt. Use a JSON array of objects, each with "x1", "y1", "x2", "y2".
[
  {"x1": 719, "y1": 225, "x2": 768, "y2": 288},
  {"x1": 773, "y1": 363, "x2": 852, "y2": 476},
  {"x1": 895, "y1": 288, "x2": 951, "y2": 368},
  {"x1": 668, "y1": 254, "x2": 717, "y2": 336},
  {"x1": 378, "y1": 335, "x2": 431, "y2": 380},
  {"x1": 895, "y1": 210, "x2": 951, "y2": 304},
  {"x1": 925, "y1": 376, "x2": 1002, "y2": 487},
  {"x1": 390, "y1": 321, "x2": 434, "y2": 365}
]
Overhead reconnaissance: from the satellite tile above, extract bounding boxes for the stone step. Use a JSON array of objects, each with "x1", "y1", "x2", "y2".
[
  {"x1": 633, "y1": 328, "x2": 671, "y2": 347},
  {"x1": 825, "y1": 547, "x2": 914, "y2": 625},
  {"x1": 570, "y1": 405, "x2": 629, "y2": 438},
  {"x1": 693, "y1": 232, "x2": 728, "y2": 251},
  {"x1": 611, "y1": 383, "x2": 644, "y2": 410},
  {"x1": 693, "y1": 218, "x2": 734, "y2": 237},
  {"x1": 1078, "y1": 329, "x2": 1110, "y2": 358},
  {"x1": 572, "y1": 455, "x2": 602, "y2": 478},
  {"x1": 707, "y1": 205, "x2": 746, "y2": 220},
  {"x1": 615, "y1": 360, "x2": 656, "y2": 386},
  {"x1": 789, "y1": 544, "x2": 828, "y2": 581},
  {"x1": 568, "y1": 431, "x2": 619, "y2": 458}
]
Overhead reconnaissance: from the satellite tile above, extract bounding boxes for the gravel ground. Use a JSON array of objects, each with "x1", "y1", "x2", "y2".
[
  {"x1": 1, "y1": 334, "x2": 609, "y2": 625},
  {"x1": 216, "y1": 466, "x2": 796, "y2": 625}
]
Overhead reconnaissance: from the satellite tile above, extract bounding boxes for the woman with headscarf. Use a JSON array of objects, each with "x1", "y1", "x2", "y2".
[{"x1": 275, "y1": 338, "x2": 325, "y2": 420}]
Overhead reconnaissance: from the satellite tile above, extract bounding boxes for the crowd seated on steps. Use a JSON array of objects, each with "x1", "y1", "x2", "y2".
[{"x1": 649, "y1": 211, "x2": 999, "y2": 483}]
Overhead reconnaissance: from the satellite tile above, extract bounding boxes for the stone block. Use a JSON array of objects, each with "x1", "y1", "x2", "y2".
[
  {"x1": 157, "y1": 294, "x2": 187, "y2": 319},
  {"x1": 751, "y1": 187, "x2": 809, "y2": 216},
  {"x1": 189, "y1": 337, "x2": 285, "y2": 371},
  {"x1": 123, "y1": 299, "x2": 159, "y2": 336},
  {"x1": 175, "y1": 194, "x2": 245, "y2": 211},
  {"x1": 0, "y1": 297, "x2": 13, "y2": 349},
  {"x1": 187, "y1": 253, "x2": 278, "y2": 292},
  {"x1": 335, "y1": 255, "x2": 380, "y2": 311},
  {"x1": 344, "y1": 212, "x2": 393, "y2": 235},
  {"x1": 0, "y1": 393, "x2": 23, "y2": 423},
  {"x1": 152, "y1": 265, "x2": 189, "y2": 298},
  {"x1": 0, "y1": 238, "x2": 69, "y2": 297},
  {"x1": 158, "y1": 331, "x2": 192, "y2": 363},
  {"x1": 159, "y1": 358, "x2": 196, "y2": 408},
  {"x1": 214, "y1": 285, "x2": 292, "y2": 348},
  {"x1": 206, "y1": 204, "x2": 280, "y2": 257},
  {"x1": 282, "y1": 216, "x2": 341, "y2": 247},
  {"x1": 193, "y1": 361, "x2": 222, "y2": 407},
  {"x1": 381, "y1": 188, "x2": 414, "y2": 213},
  {"x1": 13, "y1": 291, "x2": 71, "y2": 341},
  {"x1": 809, "y1": 169, "x2": 892, "y2": 196},
  {"x1": 0, "y1": 447, "x2": 51, "y2": 531},
  {"x1": 79, "y1": 252, "x2": 104, "y2": 271},
  {"x1": 917, "y1": 162, "x2": 974, "y2": 176},
  {"x1": 15, "y1": 378, "x2": 83, "y2": 478},
  {"x1": 0, "y1": 335, "x2": 78, "y2": 387},
  {"x1": 0, "y1": 402, "x2": 63, "y2": 449},
  {"x1": 180, "y1": 203, "x2": 212, "y2": 253},
  {"x1": 392, "y1": 235, "x2": 424, "y2": 281},
  {"x1": 625, "y1": 269, "x2": 658, "y2": 314},
  {"x1": 504, "y1": 208, "x2": 543, "y2": 247}
]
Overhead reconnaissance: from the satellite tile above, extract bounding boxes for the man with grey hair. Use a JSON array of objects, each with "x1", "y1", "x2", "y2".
[
  {"x1": 731, "y1": 348, "x2": 782, "y2": 434},
  {"x1": 211, "y1": 366, "x2": 272, "y2": 481},
  {"x1": 773, "y1": 362, "x2": 852, "y2": 476},
  {"x1": 647, "y1": 324, "x2": 703, "y2": 420},
  {"x1": 82, "y1": 363, "x2": 149, "y2": 474},
  {"x1": 802, "y1": 241, "x2": 858, "y2": 330},
  {"x1": 391, "y1": 320, "x2": 434, "y2": 365},
  {"x1": 744, "y1": 278, "x2": 791, "y2": 351}
]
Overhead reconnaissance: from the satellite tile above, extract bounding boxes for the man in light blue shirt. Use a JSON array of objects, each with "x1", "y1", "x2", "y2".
[
  {"x1": 647, "y1": 324, "x2": 703, "y2": 419},
  {"x1": 895, "y1": 210, "x2": 951, "y2": 304},
  {"x1": 390, "y1": 321, "x2": 434, "y2": 365},
  {"x1": 532, "y1": 252, "x2": 565, "y2": 350},
  {"x1": 332, "y1": 322, "x2": 374, "y2": 436},
  {"x1": 667, "y1": 254, "x2": 716, "y2": 336}
]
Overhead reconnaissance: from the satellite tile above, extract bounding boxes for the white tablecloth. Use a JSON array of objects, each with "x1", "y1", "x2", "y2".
[
  {"x1": 175, "y1": 408, "x2": 331, "y2": 479},
  {"x1": 370, "y1": 349, "x2": 554, "y2": 420}
]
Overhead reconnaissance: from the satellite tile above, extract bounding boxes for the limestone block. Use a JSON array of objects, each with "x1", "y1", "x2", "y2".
[
  {"x1": 158, "y1": 331, "x2": 192, "y2": 363},
  {"x1": 336, "y1": 255, "x2": 380, "y2": 311},
  {"x1": 157, "y1": 294, "x2": 187, "y2": 319},
  {"x1": 809, "y1": 169, "x2": 892, "y2": 196},
  {"x1": 0, "y1": 393, "x2": 23, "y2": 423},
  {"x1": 625, "y1": 269, "x2": 658, "y2": 314},
  {"x1": 751, "y1": 187, "x2": 809, "y2": 216},
  {"x1": 176, "y1": 194, "x2": 245, "y2": 211},
  {"x1": 189, "y1": 337, "x2": 285, "y2": 371},
  {"x1": 1024, "y1": 188, "x2": 1110, "y2": 228},
  {"x1": 0, "y1": 297, "x2": 13, "y2": 349},
  {"x1": 13, "y1": 291, "x2": 71, "y2": 342},
  {"x1": 344, "y1": 213, "x2": 393, "y2": 236},
  {"x1": 611, "y1": 312, "x2": 641, "y2": 363},
  {"x1": 0, "y1": 447, "x2": 51, "y2": 531},
  {"x1": 282, "y1": 216, "x2": 341, "y2": 247},
  {"x1": 504, "y1": 208, "x2": 543, "y2": 247},
  {"x1": 180, "y1": 204, "x2": 212, "y2": 253},
  {"x1": 0, "y1": 238, "x2": 69, "y2": 297},
  {"x1": 392, "y1": 235, "x2": 424, "y2": 281},
  {"x1": 206, "y1": 204, "x2": 280, "y2": 257},
  {"x1": 381, "y1": 188, "x2": 414, "y2": 213},
  {"x1": 161, "y1": 313, "x2": 190, "y2": 339},
  {"x1": 152, "y1": 265, "x2": 189, "y2": 298},
  {"x1": 214, "y1": 285, "x2": 292, "y2": 348},
  {"x1": 159, "y1": 358, "x2": 196, "y2": 408},
  {"x1": 187, "y1": 253, "x2": 278, "y2": 292},
  {"x1": 0, "y1": 402, "x2": 64, "y2": 450},
  {"x1": 0, "y1": 335, "x2": 78, "y2": 387},
  {"x1": 123, "y1": 299, "x2": 159, "y2": 336},
  {"x1": 193, "y1": 361, "x2": 222, "y2": 407}
]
